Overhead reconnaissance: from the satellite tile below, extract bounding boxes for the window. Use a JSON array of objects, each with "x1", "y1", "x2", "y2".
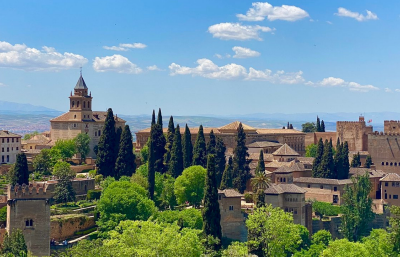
[
  {"x1": 74, "y1": 124, "x2": 77, "y2": 128},
  {"x1": 6, "y1": 148, "x2": 9, "y2": 152},
  {"x1": 25, "y1": 219, "x2": 33, "y2": 227},
  {"x1": 72, "y1": 101, "x2": 75, "y2": 107},
  {"x1": 98, "y1": 130, "x2": 101, "y2": 136},
  {"x1": 88, "y1": 102, "x2": 90, "y2": 108},
  {"x1": 334, "y1": 187, "x2": 337, "y2": 192},
  {"x1": 1, "y1": 148, "x2": 3, "y2": 152},
  {"x1": 320, "y1": 185, "x2": 323, "y2": 189},
  {"x1": 16, "y1": 147, "x2": 18, "y2": 151},
  {"x1": 283, "y1": 178, "x2": 286, "y2": 182},
  {"x1": 95, "y1": 132, "x2": 97, "y2": 137},
  {"x1": 307, "y1": 184, "x2": 311, "y2": 188},
  {"x1": 396, "y1": 163, "x2": 398, "y2": 166},
  {"x1": 77, "y1": 101, "x2": 80, "y2": 107},
  {"x1": 84, "y1": 101, "x2": 86, "y2": 108},
  {"x1": 386, "y1": 162, "x2": 389, "y2": 166},
  {"x1": 1, "y1": 156, "x2": 3, "y2": 162},
  {"x1": 16, "y1": 138, "x2": 18, "y2": 142},
  {"x1": 394, "y1": 195, "x2": 399, "y2": 199},
  {"x1": 391, "y1": 162, "x2": 393, "y2": 166},
  {"x1": 6, "y1": 156, "x2": 9, "y2": 162},
  {"x1": 385, "y1": 182, "x2": 389, "y2": 187},
  {"x1": 229, "y1": 206, "x2": 234, "y2": 211},
  {"x1": 1, "y1": 139, "x2": 3, "y2": 143},
  {"x1": 385, "y1": 193, "x2": 387, "y2": 199},
  {"x1": 333, "y1": 195, "x2": 339, "y2": 204},
  {"x1": 30, "y1": 146, "x2": 32, "y2": 149},
  {"x1": 7, "y1": 138, "x2": 9, "y2": 143},
  {"x1": 11, "y1": 147, "x2": 13, "y2": 151},
  {"x1": 293, "y1": 209, "x2": 298, "y2": 215},
  {"x1": 382, "y1": 162, "x2": 385, "y2": 165},
  {"x1": 12, "y1": 138, "x2": 14, "y2": 143}
]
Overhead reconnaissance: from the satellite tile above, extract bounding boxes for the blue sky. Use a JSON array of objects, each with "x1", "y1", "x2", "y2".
[{"x1": 0, "y1": 1, "x2": 399, "y2": 116}]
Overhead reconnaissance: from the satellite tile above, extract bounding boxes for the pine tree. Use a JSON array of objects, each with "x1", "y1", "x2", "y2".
[
  {"x1": 339, "y1": 141, "x2": 350, "y2": 179},
  {"x1": 220, "y1": 157, "x2": 233, "y2": 190},
  {"x1": 164, "y1": 116, "x2": 175, "y2": 165},
  {"x1": 365, "y1": 155, "x2": 373, "y2": 168},
  {"x1": 312, "y1": 138, "x2": 324, "y2": 178},
  {"x1": 96, "y1": 108, "x2": 117, "y2": 177},
  {"x1": 168, "y1": 125, "x2": 184, "y2": 178},
  {"x1": 255, "y1": 150, "x2": 265, "y2": 175},
  {"x1": 10, "y1": 153, "x2": 29, "y2": 185},
  {"x1": 232, "y1": 123, "x2": 251, "y2": 193},
  {"x1": 206, "y1": 130, "x2": 216, "y2": 155},
  {"x1": 316, "y1": 116, "x2": 321, "y2": 132},
  {"x1": 182, "y1": 124, "x2": 193, "y2": 169},
  {"x1": 214, "y1": 137, "x2": 226, "y2": 187},
  {"x1": 115, "y1": 125, "x2": 137, "y2": 179},
  {"x1": 192, "y1": 125, "x2": 207, "y2": 167},
  {"x1": 321, "y1": 120, "x2": 325, "y2": 132},
  {"x1": 334, "y1": 138, "x2": 342, "y2": 179},
  {"x1": 202, "y1": 154, "x2": 222, "y2": 250}
]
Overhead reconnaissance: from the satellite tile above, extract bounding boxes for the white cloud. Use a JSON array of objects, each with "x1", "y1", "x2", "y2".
[
  {"x1": 232, "y1": 46, "x2": 260, "y2": 58},
  {"x1": 103, "y1": 43, "x2": 147, "y2": 51},
  {"x1": 335, "y1": 7, "x2": 378, "y2": 22},
  {"x1": 326, "y1": 21, "x2": 333, "y2": 25},
  {"x1": 208, "y1": 23, "x2": 273, "y2": 41},
  {"x1": 237, "y1": 2, "x2": 309, "y2": 21},
  {"x1": 385, "y1": 88, "x2": 392, "y2": 93},
  {"x1": 320, "y1": 77, "x2": 345, "y2": 86},
  {"x1": 395, "y1": 89, "x2": 400, "y2": 93},
  {"x1": 214, "y1": 54, "x2": 223, "y2": 59},
  {"x1": 93, "y1": 55, "x2": 142, "y2": 74},
  {"x1": 0, "y1": 82, "x2": 7, "y2": 87},
  {"x1": 147, "y1": 65, "x2": 163, "y2": 71},
  {"x1": 247, "y1": 68, "x2": 305, "y2": 84},
  {"x1": 314, "y1": 77, "x2": 378, "y2": 92},
  {"x1": 0, "y1": 41, "x2": 87, "y2": 71}
]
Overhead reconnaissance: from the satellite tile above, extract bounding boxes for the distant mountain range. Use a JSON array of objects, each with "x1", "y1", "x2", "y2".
[{"x1": 1, "y1": 101, "x2": 397, "y2": 136}]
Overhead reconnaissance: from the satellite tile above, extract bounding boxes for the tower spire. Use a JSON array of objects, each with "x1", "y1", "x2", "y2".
[{"x1": 80, "y1": 67, "x2": 82, "y2": 77}]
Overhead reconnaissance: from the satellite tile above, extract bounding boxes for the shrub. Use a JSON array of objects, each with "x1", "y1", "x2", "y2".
[
  {"x1": 76, "y1": 174, "x2": 86, "y2": 178},
  {"x1": 153, "y1": 208, "x2": 203, "y2": 230},
  {"x1": 0, "y1": 206, "x2": 6, "y2": 222},
  {"x1": 313, "y1": 201, "x2": 342, "y2": 218},
  {"x1": 87, "y1": 190, "x2": 102, "y2": 201},
  {"x1": 88, "y1": 170, "x2": 97, "y2": 178},
  {"x1": 244, "y1": 193, "x2": 253, "y2": 203}
]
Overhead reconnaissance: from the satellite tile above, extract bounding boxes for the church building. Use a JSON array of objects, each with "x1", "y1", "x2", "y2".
[{"x1": 50, "y1": 75, "x2": 125, "y2": 158}]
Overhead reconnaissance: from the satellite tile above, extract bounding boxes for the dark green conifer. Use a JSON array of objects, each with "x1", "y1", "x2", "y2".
[
  {"x1": 192, "y1": 125, "x2": 207, "y2": 167},
  {"x1": 168, "y1": 125, "x2": 184, "y2": 178},
  {"x1": 318, "y1": 139, "x2": 335, "y2": 178},
  {"x1": 312, "y1": 138, "x2": 324, "y2": 178},
  {"x1": 334, "y1": 138, "x2": 342, "y2": 179},
  {"x1": 206, "y1": 130, "x2": 216, "y2": 155},
  {"x1": 10, "y1": 153, "x2": 29, "y2": 185},
  {"x1": 164, "y1": 116, "x2": 175, "y2": 165},
  {"x1": 220, "y1": 157, "x2": 233, "y2": 190},
  {"x1": 287, "y1": 122, "x2": 290, "y2": 129},
  {"x1": 232, "y1": 123, "x2": 251, "y2": 193},
  {"x1": 316, "y1": 116, "x2": 321, "y2": 132},
  {"x1": 148, "y1": 123, "x2": 156, "y2": 200},
  {"x1": 202, "y1": 155, "x2": 222, "y2": 250},
  {"x1": 115, "y1": 125, "x2": 136, "y2": 179},
  {"x1": 338, "y1": 141, "x2": 350, "y2": 179},
  {"x1": 153, "y1": 109, "x2": 166, "y2": 173},
  {"x1": 151, "y1": 110, "x2": 156, "y2": 126},
  {"x1": 157, "y1": 108, "x2": 163, "y2": 128},
  {"x1": 115, "y1": 126, "x2": 122, "y2": 154},
  {"x1": 289, "y1": 124, "x2": 293, "y2": 129},
  {"x1": 321, "y1": 120, "x2": 326, "y2": 132},
  {"x1": 96, "y1": 108, "x2": 117, "y2": 177},
  {"x1": 351, "y1": 152, "x2": 362, "y2": 168},
  {"x1": 255, "y1": 150, "x2": 265, "y2": 174},
  {"x1": 365, "y1": 155, "x2": 373, "y2": 168},
  {"x1": 214, "y1": 137, "x2": 226, "y2": 187},
  {"x1": 182, "y1": 124, "x2": 193, "y2": 169}
]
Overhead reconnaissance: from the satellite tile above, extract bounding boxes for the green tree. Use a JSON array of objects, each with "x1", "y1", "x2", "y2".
[
  {"x1": 51, "y1": 139, "x2": 76, "y2": 161},
  {"x1": 312, "y1": 229, "x2": 332, "y2": 246},
  {"x1": 74, "y1": 133, "x2": 90, "y2": 163},
  {"x1": 214, "y1": 137, "x2": 226, "y2": 187},
  {"x1": 23, "y1": 131, "x2": 39, "y2": 140},
  {"x1": 168, "y1": 125, "x2": 184, "y2": 178},
  {"x1": 341, "y1": 172, "x2": 374, "y2": 242},
  {"x1": 232, "y1": 123, "x2": 251, "y2": 193},
  {"x1": 174, "y1": 165, "x2": 206, "y2": 207},
  {"x1": 321, "y1": 120, "x2": 325, "y2": 132},
  {"x1": 140, "y1": 145, "x2": 149, "y2": 163},
  {"x1": 9, "y1": 153, "x2": 29, "y2": 186},
  {"x1": 115, "y1": 126, "x2": 123, "y2": 155},
  {"x1": 302, "y1": 122, "x2": 317, "y2": 133},
  {"x1": 97, "y1": 181, "x2": 156, "y2": 233},
  {"x1": 365, "y1": 155, "x2": 373, "y2": 168},
  {"x1": 1, "y1": 229, "x2": 27, "y2": 256},
  {"x1": 153, "y1": 110, "x2": 166, "y2": 173},
  {"x1": 338, "y1": 141, "x2": 350, "y2": 179},
  {"x1": 318, "y1": 139, "x2": 335, "y2": 178},
  {"x1": 351, "y1": 152, "x2": 362, "y2": 168},
  {"x1": 206, "y1": 130, "x2": 216, "y2": 155},
  {"x1": 321, "y1": 239, "x2": 368, "y2": 257},
  {"x1": 115, "y1": 125, "x2": 136, "y2": 179},
  {"x1": 220, "y1": 156, "x2": 233, "y2": 190},
  {"x1": 251, "y1": 172, "x2": 271, "y2": 208},
  {"x1": 312, "y1": 138, "x2": 324, "y2": 178},
  {"x1": 152, "y1": 208, "x2": 203, "y2": 230},
  {"x1": 202, "y1": 155, "x2": 222, "y2": 250},
  {"x1": 362, "y1": 229, "x2": 395, "y2": 257},
  {"x1": 192, "y1": 125, "x2": 207, "y2": 168},
  {"x1": 388, "y1": 205, "x2": 400, "y2": 252},
  {"x1": 255, "y1": 150, "x2": 265, "y2": 174},
  {"x1": 32, "y1": 149, "x2": 53, "y2": 175},
  {"x1": 164, "y1": 116, "x2": 175, "y2": 165},
  {"x1": 52, "y1": 161, "x2": 76, "y2": 204},
  {"x1": 96, "y1": 108, "x2": 117, "y2": 177},
  {"x1": 247, "y1": 205, "x2": 302, "y2": 257},
  {"x1": 305, "y1": 144, "x2": 317, "y2": 157},
  {"x1": 334, "y1": 139, "x2": 342, "y2": 180},
  {"x1": 183, "y1": 124, "x2": 193, "y2": 169},
  {"x1": 316, "y1": 116, "x2": 321, "y2": 132}
]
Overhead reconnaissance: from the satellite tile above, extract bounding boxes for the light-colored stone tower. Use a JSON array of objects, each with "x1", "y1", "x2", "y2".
[
  {"x1": 7, "y1": 183, "x2": 51, "y2": 257},
  {"x1": 69, "y1": 75, "x2": 93, "y2": 122}
]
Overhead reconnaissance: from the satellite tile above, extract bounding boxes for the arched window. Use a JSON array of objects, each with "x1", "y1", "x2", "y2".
[
  {"x1": 77, "y1": 101, "x2": 80, "y2": 107},
  {"x1": 391, "y1": 162, "x2": 393, "y2": 166},
  {"x1": 382, "y1": 162, "x2": 385, "y2": 165},
  {"x1": 88, "y1": 102, "x2": 90, "y2": 109},
  {"x1": 98, "y1": 130, "x2": 101, "y2": 136},
  {"x1": 84, "y1": 101, "x2": 86, "y2": 108},
  {"x1": 386, "y1": 162, "x2": 389, "y2": 166},
  {"x1": 72, "y1": 101, "x2": 75, "y2": 107}
]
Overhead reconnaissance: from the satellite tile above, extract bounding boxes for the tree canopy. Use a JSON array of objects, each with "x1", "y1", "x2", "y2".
[
  {"x1": 74, "y1": 133, "x2": 90, "y2": 163},
  {"x1": 174, "y1": 165, "x2": 206, "y2": 207}
]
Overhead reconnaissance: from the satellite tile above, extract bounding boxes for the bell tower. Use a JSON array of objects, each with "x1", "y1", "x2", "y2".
[{"x1": 69, "y1": 74, "x2": 93, "y2": 121}]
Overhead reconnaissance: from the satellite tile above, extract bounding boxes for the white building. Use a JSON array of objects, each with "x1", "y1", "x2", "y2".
[{"x1": 0, "y1": 131, "x2": 22, "y2": 164}]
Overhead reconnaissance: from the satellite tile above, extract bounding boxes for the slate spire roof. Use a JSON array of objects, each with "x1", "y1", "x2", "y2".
[{"x1": 75, "y1": 75, "x2": 87, "y2": 90}]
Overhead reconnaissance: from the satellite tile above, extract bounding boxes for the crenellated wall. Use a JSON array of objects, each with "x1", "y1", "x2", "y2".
[
  {"x1": 336, "y1": 117, "x2": 372, "y2": 152},
  {"x1": 384, "y1": 120, "x2": 400, "y2": 134}
]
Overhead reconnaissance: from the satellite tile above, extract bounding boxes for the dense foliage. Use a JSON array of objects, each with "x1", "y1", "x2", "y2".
[
  {"x1": 96, "y1": 108, "x2": 117, "y2": 177},
  {"x1": 174, "y1": 166, "x2": 206, "y2": 207},
  {"x1": 232, "y1": 123, "x2": 251, "y2": 193}
]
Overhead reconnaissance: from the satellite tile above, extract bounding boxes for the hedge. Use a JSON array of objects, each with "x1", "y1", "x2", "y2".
[{"x1": 87, "y1": 190, "x2": 102, "y2": 201}]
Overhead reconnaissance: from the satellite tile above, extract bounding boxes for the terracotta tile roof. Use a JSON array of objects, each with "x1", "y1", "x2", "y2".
[
  {"x1": 274, "y1": 162, "x2": 306, "y2": 173},
  {"x1": 0, "y1": 131, "x2": 21, "y2": 138},
  {"x1": 380, "y1": 173, "x2": 400, "y2": 182},
  {"x1": 297, "y1": 157, "x2": 315, "y2": 165},
  {"x1": 256, "y1": 129, "x2": 305, "y2": 135},
  {"x1": 50, "y1": 111, "x2": 125, "y2": 123},
  {"x1": 218, "y1": 189, "x2": 243, "y2": 197},
  {"x1": 248, "y1": 153, "x2": 274, "y2": 162},
  {"x1": 293, "y1": 177, "x2": 353, "y2": 185},
  {"x1": 218, "y1": 121, "x2": 256, "y2": 131},
  {"x1": 22, "y1": 134, "x2": 51, "y2": 144},
  {"x1": 247, "y1": 141, "x2": 282, "y2": 148},
  {"x1": 137, "y1": 127, "x2": 218, "y2": 134},
  {"x1": 264, "y1": 183, "x2": 307, "y2": 194},
  {"x1": 272, "y1": 144, "x2": 299, "y2": 156},
  {"x1": 349, "y1": 168, "x2": 386, "y2": 178},
  {"x1": 265, "y1": 161, "x2": 290, "y2": 168}
]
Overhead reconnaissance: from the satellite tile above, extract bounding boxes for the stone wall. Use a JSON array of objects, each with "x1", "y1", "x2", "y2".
[
  {"x1": 384, "y1": 120, "x2": 400, "y2": 133},
  {"x1": 50, "y1": 214, "x2": 95, "y2": 241},
  {"x1": 337, "y1": 120, "x2": 370, "y2": 152},
  {"x1": 70, "y1": 165, "x2": 95, "y2": 173},
  {"x1": 305, "y1": 132, "x2": 338, "y2": 147},
  {"x1": 368, "y1": 132, "x2": 400, "y2": 175}
]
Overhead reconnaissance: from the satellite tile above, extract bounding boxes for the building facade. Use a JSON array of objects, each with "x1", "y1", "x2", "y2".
[
  {"x1": 380, "y1": 173, "x2": 400, "y2": 206},
  {"x1": 50, "y1": 75, "x2": 125, "y2": 158},
  {"x1": 0, "y1": 131, "x2": 21, "y2": 164},
  {"x1": 337, "y1": 116, "x2": 373, "y2": 152}
]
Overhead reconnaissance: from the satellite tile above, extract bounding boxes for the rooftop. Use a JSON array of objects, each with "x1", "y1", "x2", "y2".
[
  {"x1": 50, "y1": 111, "x2": 126, "y2": 123},
  {"x1": 247, "y1": 141, "x2": 282, "y2": 148},
  {"x1": 349, "y1": 168, "x2": 386, "y2": 178},
  {"x1": 272, "y1": 144, "x2": 299, "y2": 156},
  {"x1": 264, "y1": 183, "x2": 307, "y2": 195},
  {"x1": 75, "y1": 75, "x2": 87, "y2": 90},
  {"x1": 293, "y1": 177, "x2": 353, "y2": 185},
  {"x1": 218, "y1": 121, "x2": 256, "y2": 132},
  {"x1": 0, "y1": 131, "x2": 21, "y2": 138},
  {"x1": 218, "y1": 189, "x2": 243, "y2": 198},
  {"x1": 380, "y1": 173, "x2": 400, "y2": 182}
]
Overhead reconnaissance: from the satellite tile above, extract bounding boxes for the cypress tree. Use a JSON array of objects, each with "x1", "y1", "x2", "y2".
[
  {"x1": 202, "y1": 154, "x2": 222, "y2": 249},
  {"x1": 321, "y1": 120, "x2": 326, "y2": 132},
  {"x1": 153, "y1": 109, "x2": 166, "y2": 173},
  {"x1": 365, "y1": 155, "x2": 373, "y2": 168},
  {"x1": 334, "y1": 139, "x2": 342, "y2": 179},
  {"x1": 168, "y1": 125, "x2": 184, "y2": 178},
  {"x1": 157, "y1": 108, "x2": 163, "y2": 128},
  {"x1": 10, "y1": 153, "x2": 29, "y2": 186},
  {"x1": 255, "y1": 150, "x2": 265, "y2": 174},
  {"x1": 164, "y1": 116, "x2": 175, "y2": 165},
  {"x1": 232, "y1": 123, "x2": 251, "y2": 193},
  {"x1": 220, "y1": 157, "x2": 233, "y2": 190},
  {"x1": 351, "y1": 152, "x2": 361, "y2": 168},
  {"x1": 192, "y1": 125, "x2": 207, "y2": 167},
  {"x1": 289, "y1": 124, "x2": 293, "y2": 129},
  {"x1": 115, "y1": 126, "x2": 122, "y2": 155},
  {"x1": 318, "y1": 139, "x2": 335, "y2": 178},
  {"x1": 316, "y1": 116, "x2": 321, "y2": 132},
  {"x1": 148, "y1": 124, "x2": 156, "y2": 200},
  {"x1": 115, "y1": 125, "x2": 136, "y2": 179},
  {"x1": 214, "y1": 137, "x2": 226, "y2": 187},
  {"x1": 151, "y1": 110, "x2": 156, "y2": 126},
  {"x1": 287, "y1": 122, "x2": 290, "y2": 129},
  {"x1": 96, "y1": 108, "x2": 117, "y2": 177},
  {"x1": 182, "y1": 124, "x2": 193, "y2": 169},
  {"x1": 312, "y1": 138, "x2": 324, "y2": 178},
  {"x1": 206, "y1": 130, "x2": 216, "y2": 155},
  {"x1": 339, "y1": 141, "x2": 350, "y2": 179}
]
